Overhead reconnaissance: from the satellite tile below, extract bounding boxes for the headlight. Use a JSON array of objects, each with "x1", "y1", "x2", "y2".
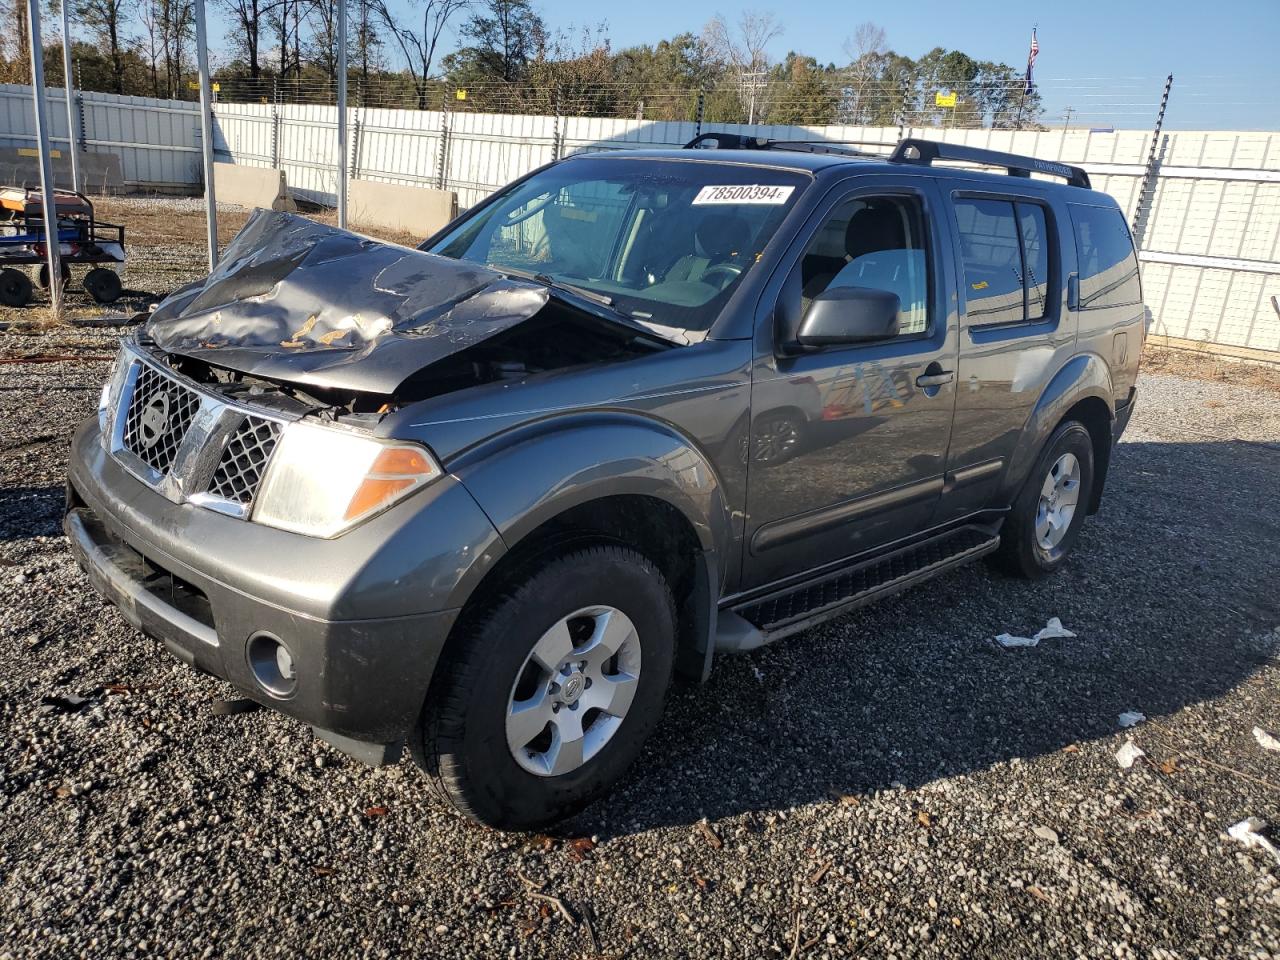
[
  {"x1": 252, "y1": 422, "x2": 442, "y2": 538},
  {"x1": 98, "y1": 347, "x2": 130, "y2": 438}
]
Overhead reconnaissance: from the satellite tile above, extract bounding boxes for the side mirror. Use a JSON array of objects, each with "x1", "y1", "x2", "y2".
[{"x1": 795, "y1": 286, "x2": 900, "y2": 348}]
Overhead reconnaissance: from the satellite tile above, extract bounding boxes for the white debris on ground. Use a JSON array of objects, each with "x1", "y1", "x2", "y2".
[
  {"x1": 994, "y1": 617, "x2": 1077, "y2": 648},
  {"x1": 1118, "y1": 711, "x2": 1146, "y2": 728},
  {"x1": 1228, "y1": 818, "x2": 1280, "y2": 866},
  {"x1": 1253, "y1": 727, "x2": 1280, "y2": 753},
  {"x1": 1115, "y1": 740, "x2": 1146, "y2": 769}
]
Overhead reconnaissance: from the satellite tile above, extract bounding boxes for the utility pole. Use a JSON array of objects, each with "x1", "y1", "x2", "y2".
[
  {"x1": 60, "y1": 0, "x2": 82, "y2": 193},
  {"x1": 337, "y1": 0, "x2": 348, "y2": 228},
  {"x1": 194, "y1": 0, "x2": 218, "y2": 270},
  {"x1": 25, "y1": 0, "x2": 63, "y2": 312},
  {"x1": 1062, "y1": 106, "x2": 1074, "y2": 130}
]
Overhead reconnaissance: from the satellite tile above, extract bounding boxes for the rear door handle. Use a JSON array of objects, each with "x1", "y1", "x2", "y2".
[{"x1": 916, "y1": 371, "x2": 954, "y2": 387}]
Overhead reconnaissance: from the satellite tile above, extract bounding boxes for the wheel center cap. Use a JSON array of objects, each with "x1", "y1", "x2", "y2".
[{"x1": 560, "y1": 672, "x2": 585, "y2": 704}]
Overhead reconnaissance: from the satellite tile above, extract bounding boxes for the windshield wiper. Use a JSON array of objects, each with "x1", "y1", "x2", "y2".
[
  {"x1": 500, "y1": 266, "x2": 684, "y2": 345},
  {"x1": 533, "y1": 273, "x2": 615, "y2": 308}
]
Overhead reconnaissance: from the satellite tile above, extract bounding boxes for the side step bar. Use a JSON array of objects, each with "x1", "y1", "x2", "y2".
[{"x1": 719, "y1": 526, "x2": 1000, "y2": 650}]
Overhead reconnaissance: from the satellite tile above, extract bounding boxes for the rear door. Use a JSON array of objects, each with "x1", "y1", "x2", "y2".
[
  {"x1": 740, "y1": 175, "x2": 960, "y2": 590},
  {"x1": 933, "y1": 186, "x2": 1078, "y2": 523}
]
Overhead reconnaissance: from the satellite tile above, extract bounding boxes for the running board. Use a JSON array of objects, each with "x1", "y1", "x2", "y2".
[{"x1": 720, "y1": 526, "x2": 1000, "y2": 649}]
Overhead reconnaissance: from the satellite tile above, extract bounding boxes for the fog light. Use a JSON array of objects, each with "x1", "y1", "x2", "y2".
[{"x1": 247, "y1": 633, "x2": 297, "y2": 698}]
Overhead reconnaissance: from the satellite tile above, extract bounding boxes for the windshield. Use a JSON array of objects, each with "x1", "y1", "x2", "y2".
[{"x1": 425, "y1": 157, "x2": 808, "y2": 332}]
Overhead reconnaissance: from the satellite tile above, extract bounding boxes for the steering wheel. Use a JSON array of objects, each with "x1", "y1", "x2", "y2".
[{"x1": 701, "y1": 263, "x2": 743, "y2": 289}]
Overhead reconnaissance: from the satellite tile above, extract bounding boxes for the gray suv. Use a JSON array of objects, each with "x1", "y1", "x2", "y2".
[{"x1": 65, "y1": 137, "x2": 1143, "y2": 829}]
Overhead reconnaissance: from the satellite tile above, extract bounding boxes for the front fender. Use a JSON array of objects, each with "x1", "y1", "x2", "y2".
[
  {"x1": 1001, "y1": 352, "x2": 1114, "y2": 503},
  {"x1": 449, "y1": 411, "x2": 734, "y2": 589}
]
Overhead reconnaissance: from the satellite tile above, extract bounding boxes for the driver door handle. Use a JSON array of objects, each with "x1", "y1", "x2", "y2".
[{"x1": 916, "y1": 370, "x2": 954, "y2": 388}]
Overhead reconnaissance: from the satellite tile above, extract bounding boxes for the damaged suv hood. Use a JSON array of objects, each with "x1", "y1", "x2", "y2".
[{"x1": 144, "y1": 209, "x2": 553, "y2": 395}]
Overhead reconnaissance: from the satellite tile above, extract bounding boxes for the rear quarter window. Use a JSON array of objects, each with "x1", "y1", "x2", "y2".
[{"x1": 1070, "y1": 204, "x2": 1142, "y2": 309}]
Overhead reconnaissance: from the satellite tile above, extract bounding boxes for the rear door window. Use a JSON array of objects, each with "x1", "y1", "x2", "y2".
[
  {"x1": 955, "y1": 197, "x2": 1054, "y2": 326},
  {"x1": 1070, "y1": 204, "x2": 1142, "y2": 309}
]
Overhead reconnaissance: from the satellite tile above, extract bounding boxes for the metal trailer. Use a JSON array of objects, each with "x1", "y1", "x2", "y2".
[{"x1": 0, "y1": 187, "x2": 126, "y2": 307}]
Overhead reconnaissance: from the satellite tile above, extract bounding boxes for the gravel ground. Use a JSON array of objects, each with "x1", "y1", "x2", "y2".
[{"x1": 2, "y1": 205, "x2": 1280, "y2": 958}]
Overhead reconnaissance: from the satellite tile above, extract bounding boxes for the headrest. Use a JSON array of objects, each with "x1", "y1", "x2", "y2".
[{"x1": 845, "y1": 203, "x2": 907, "y2": 261}]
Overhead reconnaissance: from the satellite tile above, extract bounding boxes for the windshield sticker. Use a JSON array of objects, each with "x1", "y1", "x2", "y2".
[{"x1": 692, "y1": 184, "x2": 795, "y2": 205}]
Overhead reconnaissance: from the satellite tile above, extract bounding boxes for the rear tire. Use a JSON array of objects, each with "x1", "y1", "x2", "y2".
[
  {"x1": 0, "y1": 268, "x2": 33, "y2": 307},
  {"x1": 992, "y1": 420, "x2": 1095, "y2": 579},
  {"x1": 414, "y1": 544, "x2": 676, "y2": 830},
  {"x1": 84, "y1": 267, "x2": 122, "y2": 304},
  {"x1": 37, "y1": 261, "x2": 71, "y2": 290}
]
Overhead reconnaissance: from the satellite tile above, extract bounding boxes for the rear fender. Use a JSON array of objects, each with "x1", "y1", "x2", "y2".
[{"x1": 1001, "y1": 352, "x2": 1114, "y2": 504}]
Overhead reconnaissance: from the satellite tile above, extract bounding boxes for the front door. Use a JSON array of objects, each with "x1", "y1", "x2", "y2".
[{"x1": 741, "y1": 177, "x2": 960, "y2": 590}]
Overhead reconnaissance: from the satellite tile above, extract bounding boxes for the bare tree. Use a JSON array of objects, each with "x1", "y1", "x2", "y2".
[
  {"x1": 77, "y1": 0, "x2": 131, "y2": 93},
  {"x1": 842, "y1": 21, "x2": 887, "y2": 124},
  {"x1": 370, "y1": 0, "x2": 469, "y2": 109},
  {"x1": 842, "y1": 21, "x2": 886, "y2": 64},
  {"x1": 701, "y1": 10, "x2": 782, "y2": 73},
  {"x1": 155, "y1": 0, "x2": 194, "y2": 98},
  {"x1": 219, "y1": 0, "x2": 272, "y2": 79},
  {"x1": 140, "y1": 0, "x2": 165, "y2": 96},
  {"x1": 702, "y1": 10, "x2": 782, "y2": 122}
]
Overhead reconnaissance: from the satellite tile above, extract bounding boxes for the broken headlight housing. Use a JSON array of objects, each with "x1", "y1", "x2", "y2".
[{"x1": 253, "y1": 422, "x2": 442, "y2": 538}]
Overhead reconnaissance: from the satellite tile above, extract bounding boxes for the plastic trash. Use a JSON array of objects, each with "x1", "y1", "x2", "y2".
[
  {"x1": 995, "y1": 633, "x2": 1039, "y2": 648},
  {"x1": 994, "y1": 618, "x2": 1077, "y2": 648},
  {"x1": 1035, "y1": 617, "x2": 1076, "y2": 640},
  {"x1": 1115, "y1": 740, "x2": 1146, "y2": 769},
  {"x1": 1227, "y1": 817, "x2": 1280, "y2": 866},
  {"x1": 1118, "y1": 711, "x2": 1146, "y2": 728},
  {"x1": 1253, "y1": 727, "x2": 1280, "y2": 753}
]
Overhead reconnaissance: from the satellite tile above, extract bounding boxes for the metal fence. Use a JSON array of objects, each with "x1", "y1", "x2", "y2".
[
  {"x1": 0, "y1": 83, "x2": 200, "y2": 187},
  {"x1": 0, "y1": 82, "x2": 1277, "y2": 356}
]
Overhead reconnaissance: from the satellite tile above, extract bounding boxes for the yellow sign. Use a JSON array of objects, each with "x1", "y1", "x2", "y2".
[
  {"x1": 187, "y1": 81, "x2": 220, "y2": 91},
  {"x1": 455, "y1": 89, "x2": 468, "y2": 101},
  {"x1": 935, "y1": 91, "x2": 957, "y2": 108},
  {"x1": 17, "y1": 148, "x2": 60, "y2": 158}
]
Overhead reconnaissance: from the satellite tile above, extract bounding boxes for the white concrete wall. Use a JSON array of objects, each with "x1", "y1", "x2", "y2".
[
  {"x1": 0, "y1": 84, "x2": 200, "y2": 188},
  {"x1": 1, "y1": 83, "x2": 1276, "y2": 354}
]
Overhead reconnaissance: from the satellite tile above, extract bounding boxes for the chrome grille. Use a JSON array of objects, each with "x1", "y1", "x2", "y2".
[
  {"x1": 121, "y1": 363, "x2": 201, "y2": 474},
  {"x1": 207, "y1": 415, "x2": 282, "y2": 506}
]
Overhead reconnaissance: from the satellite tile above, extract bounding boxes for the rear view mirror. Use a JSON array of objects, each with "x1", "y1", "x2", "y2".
[{"x1": 796, "y1": 286, "x2": 900, "y2": 347}]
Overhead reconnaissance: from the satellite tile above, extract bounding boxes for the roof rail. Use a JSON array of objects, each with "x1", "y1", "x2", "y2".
[
  {"x1": 684, "y1": 132, "x2": 771, "y2": 150},
  {"x1": 683, "y1": 133, "x2": 889, "y2": 158},
  {"x1": 682, "y1": 132, "x2": 1092, "y2": 188},
  {"x1": 890, "y1": 138, "x2": 1092, "y2": 188}
]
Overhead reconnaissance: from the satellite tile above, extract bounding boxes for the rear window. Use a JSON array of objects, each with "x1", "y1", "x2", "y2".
[
  {"x1": 1070, "y1": 204, "x2": 1142, "y2": 309},
  {"x1": 954, "y1": 197, "x2": 1054, "y2": 326}
]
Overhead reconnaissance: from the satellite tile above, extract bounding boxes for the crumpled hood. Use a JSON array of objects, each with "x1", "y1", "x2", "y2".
[{"x1": 144, "y1": 209, "x2": 551, "y2": 395}]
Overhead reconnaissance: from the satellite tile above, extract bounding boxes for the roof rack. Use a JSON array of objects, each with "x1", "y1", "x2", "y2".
[
  {"x1": 890, "y1": 138, "x2": 1092, "y2": 188},
  {"x1": 682, "y1": 132, "x2": 884, "y2": 158},
  {"x1": 682, "y1": 133, "x2": 1092, "y2": 189}
]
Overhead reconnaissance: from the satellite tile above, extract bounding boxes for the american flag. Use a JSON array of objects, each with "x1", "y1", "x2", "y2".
[{"x1": 1024, "y1": 28, "x2": 1040, "y2": 94}]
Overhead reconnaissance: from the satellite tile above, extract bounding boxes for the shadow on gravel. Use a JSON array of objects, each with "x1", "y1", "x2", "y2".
[
  {"x1": 0, "y1": 485, "x2": 65, "y2": 543},
  {"x1": 567, "y1": 439, "x2": 1280, "y2": 838},
  {"x1": 3, "y1": 436, "x2": 1277, "y2": 837}
]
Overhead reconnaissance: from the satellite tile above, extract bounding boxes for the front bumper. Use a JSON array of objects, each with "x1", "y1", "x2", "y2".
[{"x1": 65, "y1": 416, "x2": 505, "y2": 752}]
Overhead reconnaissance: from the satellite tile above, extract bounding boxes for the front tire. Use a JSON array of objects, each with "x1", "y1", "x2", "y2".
[
  {"x1": 415, "y1": 544, "x2": 676, "y2": 829},
  {"x1": 992, "y1": 420, "x2": 1095, "y2": 579}
]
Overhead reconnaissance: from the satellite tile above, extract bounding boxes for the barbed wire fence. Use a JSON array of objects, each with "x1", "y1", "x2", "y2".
[{"x1": 205, "y1": 72, "x2": 1222, "y2": 133}]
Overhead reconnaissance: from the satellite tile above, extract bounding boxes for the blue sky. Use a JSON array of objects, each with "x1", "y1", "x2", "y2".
[
  {"x1": 539, "y1": 0, "x2": 1280, "y2": 129},
  {"x1": 217, "y1": 0, "x2": 1279, "y2": 129}
]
